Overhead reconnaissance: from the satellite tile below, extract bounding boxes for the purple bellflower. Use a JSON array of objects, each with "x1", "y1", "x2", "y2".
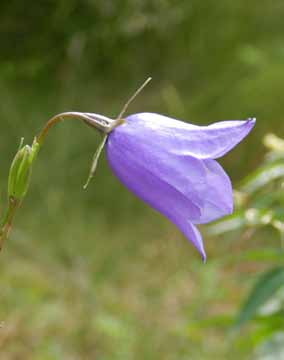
[
  {"x1": 0, "y1": 76, "x2": 254, "y2": 256},
  {"x1": 104, "y1": 113, "x2": 255, "y2": 261}
]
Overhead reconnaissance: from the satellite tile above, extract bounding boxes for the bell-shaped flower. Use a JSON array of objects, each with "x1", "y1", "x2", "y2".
[{"x1": 105, "y1": 113, "x2": 255, "y2": 261}]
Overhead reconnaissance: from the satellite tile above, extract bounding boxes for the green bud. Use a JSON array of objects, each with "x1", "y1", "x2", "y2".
[{"x1": 8, "y1": 141, "x2": 39, "y2": 200}]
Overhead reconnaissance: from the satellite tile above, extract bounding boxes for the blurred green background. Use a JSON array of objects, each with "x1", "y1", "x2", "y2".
[{"x1": 0, "y1": 1, "x2": 284, "y2": 359}]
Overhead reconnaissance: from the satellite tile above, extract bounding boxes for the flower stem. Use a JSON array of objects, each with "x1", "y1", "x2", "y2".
[
  {"x1": 37, "y1": 112, "x2": 94, "y2": 145},
  {"x1": 0, "y1": 111, "x2": 122, "y2": 252},
  {"x1": 36, "y1": 112, "x2": 120, "y2": 146},
  {"x1": 0, "y1": 197, "x2": 21, "y2": 252}
]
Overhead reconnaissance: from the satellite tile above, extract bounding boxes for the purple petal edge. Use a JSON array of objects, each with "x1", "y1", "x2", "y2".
[
  {"x1": 124, "y1": 113, "x2": 256, "y2": 159},
  {"x1": 175, "y1": 219, "x2": 206, "y2": 262}
]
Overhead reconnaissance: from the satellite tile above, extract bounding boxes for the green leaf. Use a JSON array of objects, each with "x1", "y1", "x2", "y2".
[
  {"x1": 206, "y1": 208, "x2": 275, "y2": 236},
  {"x1": 206, "y1": 212, "x2": 245, "y2": 235},
  {"x1": 235, "y1": 267, "x2": 284, "y2": 328},
  {"x1": 240, "y1": 163, "x2": 284, "y2": 194},
  {"x1": 251, "y1": 189, "x2": 284, "y2": 206}
]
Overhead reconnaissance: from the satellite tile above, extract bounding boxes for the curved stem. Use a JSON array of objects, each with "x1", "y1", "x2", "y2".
[
  {"x1": 37, "y1": 77, "x2": 151, "y2": 145},
  {"x1": 36, "y1": 112, "x2": 120, "y2": 146},
  {"x1": 0, "y1": 111, "x2": 123, "y2": 252},
  {"x1": 36, "y1": 112, "x2": 98, "y2": 145}
]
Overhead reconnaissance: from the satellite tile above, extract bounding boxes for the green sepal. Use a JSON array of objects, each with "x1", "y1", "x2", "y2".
[{"x1": 8, "y1": 140, "x2": 40, "y2": 200}]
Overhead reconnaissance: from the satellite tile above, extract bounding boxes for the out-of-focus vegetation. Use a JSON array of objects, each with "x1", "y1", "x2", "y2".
[
  {"x1": 205, "y1": 134, "x2": 284, "y2": 358},
  {"x1": 0, "y1": 1, "x2": 284, "y2": 359}
]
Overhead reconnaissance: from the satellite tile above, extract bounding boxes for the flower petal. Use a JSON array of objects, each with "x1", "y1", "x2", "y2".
[
  {"x1": 106, "y1": 134, "x2": 208, "y2": 258},
  {"x1": 106, "y1": 135, "x2": 201, "y2": 223},
  {"x1": 105, "y1": 112, "x2": 252, "y2": 259},
  {"x1": 192, "y1": 159, "x2": 233, "y2": 224},
  {"x1": 106, "y1": 125, "x2": 232, "y2": 259},
  {"x1": 107, "y1": 123, "x2": 233, "y2": 224},
  {"x1": 174, "y1": 218, "x2": 206, "y2": 261},
  {"x1": 125, "y1": 113, "x2": 255, "y2": 159}
]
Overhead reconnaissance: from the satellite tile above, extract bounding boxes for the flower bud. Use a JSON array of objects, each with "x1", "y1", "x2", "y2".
[{"x1": 8, "y1": 142, "x2": 38, "y2": 200}]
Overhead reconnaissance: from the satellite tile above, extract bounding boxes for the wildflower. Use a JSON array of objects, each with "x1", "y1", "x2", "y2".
[
  {"x1": 104, "y1": 113, "x2": 255, "y2": 261},
  {"x1": 0, "y1": 79, "x2": 255, "y2": 258}
]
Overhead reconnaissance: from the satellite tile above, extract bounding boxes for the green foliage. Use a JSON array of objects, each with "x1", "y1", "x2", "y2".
[
  {"x1": 1, "y1": 1, "x2": 284, "y2": 358},
  {"x1": 207, "y1": 134, "x2": 284, "y2": 357},
  {"x1": 235, "y1": 267, "x2": 284, "y2": 328},
  {"x1": 207, "y1": 134, "x2": 284, "y2": 239}
]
